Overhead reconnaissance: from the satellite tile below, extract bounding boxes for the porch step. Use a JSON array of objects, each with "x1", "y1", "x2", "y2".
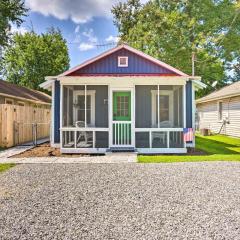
[{"x1": 109, "y1": 147, "x2": 136, "y2": 152}]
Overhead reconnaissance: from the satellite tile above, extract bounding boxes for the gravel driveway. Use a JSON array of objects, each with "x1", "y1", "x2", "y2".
[{"x1": 0, "y1": 162, "x2": 240, "y2": 240}]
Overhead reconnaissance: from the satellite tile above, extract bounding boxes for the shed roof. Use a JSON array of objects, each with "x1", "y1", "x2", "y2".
[
  {"x1": 0, "y1": 80, "x2": 51, "y2": 104},
  {"x1": 196, "y1": 81, "x2": 240, "y2": 104}
]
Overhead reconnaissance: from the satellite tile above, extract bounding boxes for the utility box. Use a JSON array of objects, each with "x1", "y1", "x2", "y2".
[{"x1": 200, "y1": 128, "x2": 210, "y2": 136}]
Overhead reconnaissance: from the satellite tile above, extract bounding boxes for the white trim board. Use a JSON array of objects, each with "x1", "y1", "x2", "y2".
[
  {"x1": 61, "y1": 148, "x2": 107, "y2": 154},
  {"x1": 136, "y1": 148, "x2": 187, "y2": 154},
  {"x1": 58, "y1": 76, "x2": 188, "y2": 86}
]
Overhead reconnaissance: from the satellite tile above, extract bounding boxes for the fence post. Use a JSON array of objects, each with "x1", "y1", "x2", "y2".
[
  {"x1": 35, "y1": 123, "x2": 38, "y2": 146},
  {"x1": 32, "y1": 123, "x2": 37, "y2": 146}
]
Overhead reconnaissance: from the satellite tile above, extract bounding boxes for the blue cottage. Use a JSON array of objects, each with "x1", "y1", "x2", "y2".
[{"x1": 40, "y1": 44, "x2": 205, "y2": 154}]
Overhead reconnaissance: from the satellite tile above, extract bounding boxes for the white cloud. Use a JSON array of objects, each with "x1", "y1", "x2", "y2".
[
  {"x1": 79, "y1": 42, "x2": 95, "y2": 51},
  {"x1": 11, "y1": 25, "x2": 28, "y2": 34},
  {"x1": 26, "y1": 0, "x2": 148, "y2": 24},
  {"x1": 105, "y1": 35, "x2": 120, "y2": 43},
  {"x1": 73, "y1": 34, "x2": 81, "y2": 43},
  {"x1": 78, "y1": 28, "x2": 98, "y2": 51},
  {"x1": 26, "y1": 0, "x2": 119, "y2": 23},
  {"x1": 75, "y1": 25, "x2": 80, "y2": 33},
  {"x1": 82, "y1": 28, "x2": 97, "y2": 43}
]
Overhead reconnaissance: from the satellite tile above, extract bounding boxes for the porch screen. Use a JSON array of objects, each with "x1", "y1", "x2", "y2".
[
  {"x1": 135, "y1": 85, "x2": 183, "y2": 128},
  {"x1": 62, "y1": 85, "x2": 108, "y2": 128}
]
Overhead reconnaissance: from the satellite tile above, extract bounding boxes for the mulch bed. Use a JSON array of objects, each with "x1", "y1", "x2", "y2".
[{"x1": 11, "y1": 143, "x2": 89, "y2": 158}]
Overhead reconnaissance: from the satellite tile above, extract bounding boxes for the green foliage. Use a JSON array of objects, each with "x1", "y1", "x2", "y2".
[
  {"x1": 112, "y1": 0, "x2": 240, "y2": 97},
  {"x1": 138, "y1": 134, "x2": 240, "y2": 163},
  {"x1": 1, "y1": 28, "x2": 70, "y2": 90},
  {"x1": 0, "y1": 0, "x2": 28, "y2": 46},
  {"x1": 0, "y1": 164, "x2": 15, "y2": 173},
  {"x1": 230, "y1": 57, "x2": 240, "y2": 82}
]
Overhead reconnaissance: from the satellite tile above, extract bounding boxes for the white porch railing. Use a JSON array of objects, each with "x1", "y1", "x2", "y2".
[
  {"x1": 60, "y1": 127, "x2": 186, "y2": 153},
  {"x1": 135, "y1": 128, "x2": 185, "y2": 150},
  {"x1": 112, "y1": 121, "x2": 132, "y2": 146},
  {"x1": 61, "y1": 127, "x2": 109, "y2": 149}
]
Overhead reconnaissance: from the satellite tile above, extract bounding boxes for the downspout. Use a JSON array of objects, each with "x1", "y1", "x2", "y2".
[{"x1": 218, "y1": 97, "x2": 231, "y2": 134}]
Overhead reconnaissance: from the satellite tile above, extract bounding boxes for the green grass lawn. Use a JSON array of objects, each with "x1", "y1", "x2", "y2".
[
  {"x1": 138, "y1": 134, "x2": 240, "y2": 163},
  {"x1": 0, "y1": 164, "x2": 15, "y2": 173}
]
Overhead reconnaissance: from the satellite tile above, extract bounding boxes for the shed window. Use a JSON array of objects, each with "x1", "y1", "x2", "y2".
[
  {"x1": 18, "y1": 101, "x2": 25, "y2": 106},
  {"x1": 218, "y1": 101, "x2": 223, "y2": 121},
  {"x1": 118, "y1": 56, "x2": 128, "y2": 67},
  {"x1": 5, "y1": 98, "x2": 13, "y2": 105}
]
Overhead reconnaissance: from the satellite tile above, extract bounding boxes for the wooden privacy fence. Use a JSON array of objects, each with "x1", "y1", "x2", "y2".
[{"x1": 0, "y1": 104, "x2": 51, "y2": 148}]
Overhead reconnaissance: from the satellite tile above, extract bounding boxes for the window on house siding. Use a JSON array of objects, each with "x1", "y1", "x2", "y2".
[
  {"x1": 76, "y1": 95, "x2": 91, "y2": 125},
  {"x1": 118, "y1": 56, "x2": 128, "y2": 67},
  {"x1": 218, "y1": 101, "x2": 223, "y2": 121}
]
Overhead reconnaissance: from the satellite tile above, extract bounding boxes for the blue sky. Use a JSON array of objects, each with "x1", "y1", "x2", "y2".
[{"x1": 14, "y1": 0, "x2": 146, "y2": 68}]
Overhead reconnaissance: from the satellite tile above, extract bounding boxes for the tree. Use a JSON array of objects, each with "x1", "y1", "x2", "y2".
[
  {"x1": 0, "y1": 0, "x2": 28, "y2": 46},
  {"x1": 1, "y1": 28, "x2": 70, "y2": 90},
  {"x1": 230, "y1": 57, "x2": 240, "y2": 82},
  {"x1": 112, "y1": 0, "x2": 240, "y2": 97}
]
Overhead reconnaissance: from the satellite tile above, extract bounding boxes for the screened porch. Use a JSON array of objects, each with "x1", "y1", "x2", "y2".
[
  {"x1": 135, "y1": 85, "x2": 185, "y2": 152},
  {"x1": 61, "y1": 85, "x2": 109, "y2": 151}
]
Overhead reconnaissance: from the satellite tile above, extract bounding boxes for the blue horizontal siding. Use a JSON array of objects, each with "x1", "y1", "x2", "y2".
[
  {"x1": 54, "y1": 80, "x2": 60, "y2": 143},
  {"x1": 74, "y1": 49, "x2": 175, "y2": 75},
  {"x1": 186, "y1": 81, "x2": 193, "y2": 128}
]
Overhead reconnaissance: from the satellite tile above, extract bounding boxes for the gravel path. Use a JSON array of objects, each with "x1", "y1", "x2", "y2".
[{"x1": 0, "y1": 162, "x2": 240, "y2": 240}]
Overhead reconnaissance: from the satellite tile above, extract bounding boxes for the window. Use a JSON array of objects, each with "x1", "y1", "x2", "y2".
[
  {"x1": 156, "y1": 95, "x2": 169, "y2": 122},
  {"x1": 218, "y1": 101, "x2": 223, "y2": 121},
  {"x1": 118, "y1": 56, "x2": 128, "y2": 67},
  {"x1": 117, "y1": 96, "x2": 129, "y2": 117},
  {"x1": 18, "y1": 101, "x2": 25, "y2": 106},
  {"x1": 73, "y1": 90, "x2": 95, "y2": 126},
  {"x1": 151, "y1": 90, "x2": 173, "y2": 127},
  {"x1": 5, "y1": 98, "x2": 13, "y2": 105},
  {"x1": 76, "y1": 95, "x2": 91, "y2": 124}
]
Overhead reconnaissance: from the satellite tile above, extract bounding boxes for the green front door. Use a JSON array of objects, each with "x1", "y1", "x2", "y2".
[
  {"x1": 112, "y1": 91, "x2": 132, "y2": 146},
  {"x1": 113, "y1": 92, "x2": 131, "y2": 121}
]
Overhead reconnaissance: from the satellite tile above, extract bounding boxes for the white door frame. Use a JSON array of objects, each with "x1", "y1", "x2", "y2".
[{"x1": 109, "y1": 87, "x2": 135, "y2": 148}]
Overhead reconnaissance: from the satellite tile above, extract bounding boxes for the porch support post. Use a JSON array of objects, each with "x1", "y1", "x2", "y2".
[
  {"x1": 84, "y1": 85, "x2": 87, "y2": 128},
  {"x1": 183, "y1": 84, "x2": 186, "y2": 148},
  {"x1": 59, "y1": 82, "x2": 63, "y2": 147},
  {"x1": 157, "y1": 85, "x2": 160, "y2": 128}
]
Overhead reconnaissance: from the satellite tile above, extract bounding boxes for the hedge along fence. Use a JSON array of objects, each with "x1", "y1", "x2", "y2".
[{"x1": 0, "y1": 104, "x2": 51, "y2": 148}]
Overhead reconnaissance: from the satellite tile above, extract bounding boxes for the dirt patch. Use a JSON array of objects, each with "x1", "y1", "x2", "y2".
[
  {"x1": 11, "y1": 143, "x2": 89, "y2": 158},
  {"x1": 187, "y1": 148, "x2": 207, "y2": 155}
]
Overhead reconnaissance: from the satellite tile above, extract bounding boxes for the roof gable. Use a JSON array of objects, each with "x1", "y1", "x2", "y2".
[
  {"x1": 197, "y1": 81, "x2": 240, "y2": 103},
  {"x1": 62, "y1": 44, "x2": 188, "y2": 77}
]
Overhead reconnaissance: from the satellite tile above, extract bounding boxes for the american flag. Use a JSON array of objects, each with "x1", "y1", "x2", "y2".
[{"x1": 183, "y1": 128, "x2": 194, "y2": 142}]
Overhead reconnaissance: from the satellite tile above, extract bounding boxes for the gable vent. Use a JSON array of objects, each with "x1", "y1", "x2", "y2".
[{"x1": 118, "y1": 56, "x2": 128, "y2": 67}]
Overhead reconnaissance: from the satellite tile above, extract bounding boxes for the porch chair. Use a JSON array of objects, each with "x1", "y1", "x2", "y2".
[{"x1": 75, "y1": 121, "x2": 93, "y2": 148}]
